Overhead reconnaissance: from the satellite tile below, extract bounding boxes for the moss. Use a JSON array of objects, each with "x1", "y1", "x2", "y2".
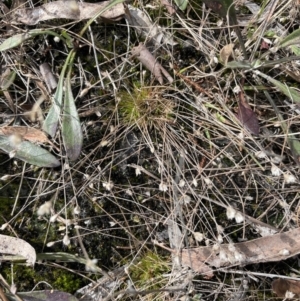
[
  {"x1": 117, "y1": 86, "x2": 175, "y2": 129},
  {"x1": 129, "y1": 251, "x2": 170, "y2": 290},
  {"x1": 2, "y1": 263, "x2": 82, "y2": 294}
]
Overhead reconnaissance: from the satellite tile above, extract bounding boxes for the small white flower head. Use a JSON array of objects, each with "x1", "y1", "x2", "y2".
[
  {"x1": 88, "y1": 182, "x2": 94, "y2": 189},
  {"x1": 228, "y1": 243, "x2": 236, "y2": 253},
  {"x1": 84, "y1": 219, "x2": 92, "y2": 226},
  {"x1": 0, "y1": 175, "x2": 11, "y2": 181},
  {"x1": 235, "y1": 212, "x2": 244, "y2": 223},
  {"x1": 74, "y1": 205, "x2": 81, "y2": 215},
  {"x1": 285, "y1": 291, "x2": 295, "y2": 299},
  {"x1": 47, "y1": 241, "x2": 56, "y2": 247},
  {"x1": 37, "y1": 201, "x2": 52, "y2": 216},
  {"x1": 50, "y1": 214, "x2": 58, "y2": 223},
  {"x1": 283, "y1": 172, "x2": 297, "y2": 184},
  {"x1": 219, "y1": 249, "x2": 228, "y2": 261},
  {"x1": 204, "y1": 177, "x2": 212, "y2": 188},
  {"x1": 182, "y1": 194, "x2": 191, "y2": 204},
  {"x1": 279, "y1": 249, "x2": 290, "y2": 256},
  {"x1": 54, "y1": 36, "x2": 60, "y2": 43},
  {"x1": 212, "y1": 244, "x2": 220, "y2": 251},
  {"x1": 9, "y1": 150, "x2": 17, "y2": 158},
  {"x1": 271, "y1": 155, "x2": 283, "y2": 164},
  {"x1": 100, "y1": 140, "x2": 109, "y2": 147},
  {"x1": 125, "y1": 189, "x2": 133, "y2": 196},
  {"x1": 85, "y1": 259, "x2": 98, "y2": 272},
  {"x1": 237, "y1": 132, "x2": 244, "y2": 140},
  {"x1": 255, "y1": 151, "x2": 267, "y2": 159},
  {"x1": 226, "y1": 206, "x2": 236, "y2": 220},
  {"x1": 63, "y1": 234, "x2": 70, "y2": 246},
  {"x1": 216, "y1": 19, "x2": 223, "y2": 27},
  {"x1": 245, "y1": 195, "x2": 254, "y2": 201},
  {"x1": 109, "y1": 221, "x2": 116, "y2": 227},
  {"x1": 216, "y1": 225, "x2": 224, "y2": 233},
  {"x1": 1, "y1": 223, "x2": 8, "y2": 230},
  {"x1": 83, "y1": 174, "x2": 90, "y2": 180},
  {"x1": 103, "y1": 181, "x2": 114, "y2": 191},
  {"x1": 179, "y1": 179, "x2": 185, "y2": 188},
  {"x1": 234, "y1": 251, "x2": 245, "y2": 262},
  {"x1": 193, "y1": 232, "x2": 205, "y2": 242},
  {"x1": 217, "y1": 234, "x2": 223, "y2": 243},
  {"x1": 159, "y1": 182, "x2": 168, "y2": 192},
  {"x1": 271, "y1": 163, "x2": 281, "y2": 176},
  {"x1": 233, "y1": 85, "x2": 241, "y2": 94},
  {"x1": 192, "y1": 178, "x2": 198, "y2": 187},
  {"x1": 135, "y1": 166, "x2": 142, "y2": 176}
]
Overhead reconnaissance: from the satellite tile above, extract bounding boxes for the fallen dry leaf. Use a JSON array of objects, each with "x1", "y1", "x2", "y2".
[
  {"x1": 10, "y1": 0, "x2": 124, "y2": 25},
  {"x1": 0, "y1": 126, "x2": 51, "y2": 144},
  {"x1": 181, "y1": 227, "x2": 300, "y2": 277},
  {"x1": 272, "y1": 278, "x2": 300, "y2": 297},
  {"x1": 40, "y1": 63, "x2": 57, "y2": 92},
  {"x1": 131, "y1": 43, "x2": 173, "y2": 84},
  {"x1": 219, "y1": 43, "x2": 234, "y2": 65},
  {"x1": 0, "y1": 234, "x2": 36, "y2": 266},
  {"x1": 236, "y1": 92, "x2": 260, "y2": 136}
]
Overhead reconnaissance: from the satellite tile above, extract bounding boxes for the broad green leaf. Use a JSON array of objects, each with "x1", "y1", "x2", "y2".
[
  {"x1": 43, "y1": 51, "x2": 76, "y2": 137},
  {"x1": 255, "y1": 70, "x2": 300, "y2": 103},
  {"x1": 0, "y1": 32, "x2": 31, "y2": 51},
  {"x1": 226, "y1": 61, "x2": 252, "y2": 69},
  {"x1": 175, "y1": 0, "x2": 188, "y2": 11},
  {"x1": 0, "y1": 29, "x2": 61, "y2": 51},
  {"x1": 0, "y1": 136, "x2": 60, "y2": 167},
  {"x1": 288, "y1": 137, "x2": 300, "y2": 165},
  {"x1": 62, "y1": 74, "x2": 83, "y2": 160},
  {"x1": 290, "y1": 45, "x2": 300, "y2": 56},
  {"x1": 0, "y1": 69, "x2": 16, "y2": 90},
  {"x1": 279, "y1": 28, "x2": 300, "y2": 49}
]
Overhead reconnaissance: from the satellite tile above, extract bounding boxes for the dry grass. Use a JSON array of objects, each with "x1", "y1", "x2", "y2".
[{"x1": 1, "y1": 0, "x2": 300, "y2": 300}]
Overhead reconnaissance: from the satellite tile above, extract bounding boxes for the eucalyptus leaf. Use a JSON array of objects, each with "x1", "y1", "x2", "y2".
[
  {"x1": 0, "y1": 136, "x2": 60, "y2": 167},
  {"x1": 255, "y1": 70, "x2": 300, "y2": 103},
  {"x1": 62, "y1": 75, "x2": 83, "y2": 160}
]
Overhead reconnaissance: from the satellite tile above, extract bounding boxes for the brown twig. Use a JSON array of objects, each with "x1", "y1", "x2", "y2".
[{"x1": 173, "y1": 66, "x2": 213, "y2": 98}]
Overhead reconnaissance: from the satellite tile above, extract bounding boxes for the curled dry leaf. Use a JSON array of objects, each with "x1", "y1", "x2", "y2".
[
  {"x1": 0, "y1": 234, "x2": 36, "y2": 266},
  {"x1": 10, "y1": 0, "x2": 125, "y2": 25},
  {"x1": 0, "y1": 126, "x2": 51, "y2": 144},
  {"x1": 131, "y1": 43, "x2": 173, "y2": 85},
  {"x1": 40, "y1": 63, "x2": 57, "y2": 92},
  {"x1": 219, "y1": 43, "x2": 234, "y2": 65},
  {"x1": 272, "y1": 278, "x2": 300, "y2": 297},
  {"x1": 236, "y1": 92, "x2": 260, "y2": 136}
]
